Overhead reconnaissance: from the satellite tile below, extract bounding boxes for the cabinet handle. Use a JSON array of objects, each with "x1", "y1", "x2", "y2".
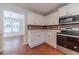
[{"x1": 74, "y1": 46, "x2": 77, "y2": 49}]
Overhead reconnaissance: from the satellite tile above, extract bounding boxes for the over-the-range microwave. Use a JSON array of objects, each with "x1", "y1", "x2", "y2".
[{"x1": 59, "y1": 15, "x2": 79, "y2": 24}]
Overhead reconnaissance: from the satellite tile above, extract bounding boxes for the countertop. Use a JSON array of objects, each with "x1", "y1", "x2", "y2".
[{"x1": 57, "y1": 33, "x2": 79, "y2": 38}]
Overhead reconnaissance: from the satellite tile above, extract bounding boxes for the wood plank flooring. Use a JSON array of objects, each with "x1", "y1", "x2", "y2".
[{"x1": 1, "y1": 36, "x2": 64, "y2": 55}]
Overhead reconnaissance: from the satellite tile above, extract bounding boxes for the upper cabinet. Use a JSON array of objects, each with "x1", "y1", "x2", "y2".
[
  {"x1": 27, "y1": 11, "x2": 59, "y2": 26},
  {"x1": 68, "y1": 4, "x2": 79, "y2": 15},
  {"x1": 58, "y1": 3, "x2": 79, "y2": 17},
  {"x1": 27, "y1": 11, "x2": 44, "y2": 25},
  {"x1": 45, "y1": 11, "x2": 59, "y2": 25},
  {"x1": 58, "y1": 4, "x2": 69, "y2": 17}
]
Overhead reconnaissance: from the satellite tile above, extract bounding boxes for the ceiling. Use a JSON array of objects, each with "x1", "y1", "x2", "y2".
[{"x1": 9, "y1": 3, "x2": 67, "y2": 15}]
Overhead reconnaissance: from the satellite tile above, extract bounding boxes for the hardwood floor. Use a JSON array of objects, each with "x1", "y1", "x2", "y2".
[{"x1": 1, "y1": 36, "x2": 64, "y2": 55}]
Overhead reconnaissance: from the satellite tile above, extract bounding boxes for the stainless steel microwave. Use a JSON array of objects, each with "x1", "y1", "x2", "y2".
[{"x1": 59, "y1": 15, "x2": 79, "y2": 24}]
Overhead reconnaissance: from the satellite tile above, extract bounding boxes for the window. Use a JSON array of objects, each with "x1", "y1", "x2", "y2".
[{"x1": 4, "y1": 11, "x2": 24, "y2": 34}]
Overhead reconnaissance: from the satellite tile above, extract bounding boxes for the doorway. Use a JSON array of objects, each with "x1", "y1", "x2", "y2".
[{"x1": 3, "y1": 10, "x2": 25, "y2": 54}]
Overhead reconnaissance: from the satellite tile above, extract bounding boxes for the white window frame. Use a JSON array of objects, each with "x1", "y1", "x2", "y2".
[{"x1": 4, "y1": 10, "x2": 24, "y2": 34}]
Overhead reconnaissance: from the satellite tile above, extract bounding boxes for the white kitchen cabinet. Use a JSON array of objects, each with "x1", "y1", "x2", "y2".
[
  {"x1": 27, "y1": 11, "x2": 44, "y2": 25},
  {"x1": 45, "y1": 30, "x2": 60, "y2": 48},
  {"x1": 58, "y1": 3, "x2": 79, "y2": 17},
  {"x1": 67, "y1": 4, "x2": 79, "y2": 15},
  {"x1": 27, "y1": 11, "x2": 59, "y2": 25},
  {"x1": 28, "y1": 30, "x2": 60, "y2": 48},
  {"x1": 28, "y1": 30, "x2": 44, "y2": 48},
  {"x1": 45, "y1": 11, "x2": 59, "y2": 25},
  {"x1": 45, "y1": 30, "x2": 56, "y2": 48},
  {"x1": 58, "y1": 4, "x2": 69, "y2": 17}
]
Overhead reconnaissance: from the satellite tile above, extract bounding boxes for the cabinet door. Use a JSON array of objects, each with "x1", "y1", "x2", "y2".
[
  {"x1": 27, "y1": 12, "x2": 37, "y2": 25},
  {"x1": 27, "y1": 11, "x2": 44, "y2": 25},
  {"x1": 28, "y1": 31, "x2": 44, "y2": 48},
  {"x1": 29, "y1": 31, "x2": 39, "y2": 47},
  {"x1": 67, "y1": 4, "x2": 79, "y2": 15},
  {"x1": 46, "y1": 11, "x2": 59, "y2": 25},
  {"x1": 58, "y1": 4, "x2": 79, "y2": 17},
  {"x1": 43, "y1": 31, "x2": 49, "y2": 42},
  {"x1": 46, "y1": 31, "x2": 57, "y2": 48},
  {"x1": 58, "y1": 5, "x2": 69, "y2": 17},
  {"x1": 33, "y1": 14, "x2": 44, "y2": 25},
  {"x1": 38, "y1": 16, "x2": 44, "y2": 25},
  {"x1": 38, "y1": 31, "x2": 45, "y2": 44},
  {"x1": 28, "y1": 31, "x2": 39, "y2": 48},
  {"x1": 44, "y1": 16, "x2": 49, "y2": 25},
  {"x1": 50, "y1": 32, "x2": 57, "y2": 48},
  {"x1": 28, "y1": 31, "x2": 35, "y2": 47}
]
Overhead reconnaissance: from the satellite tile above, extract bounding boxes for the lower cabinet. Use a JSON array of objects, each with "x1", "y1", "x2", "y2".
[
  {"x1": 45, "y1": 31, "x2": 57, "y2": 48},
  {"x1": 28, "y1": 30, "x2": 58, "y2": 48},
  {"x1": 28, "y1": 30, "x2": 44, "y2": 48}
]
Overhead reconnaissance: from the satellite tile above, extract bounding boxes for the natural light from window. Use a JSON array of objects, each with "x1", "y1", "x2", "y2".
[{"x1": 4, "y1": 10, "x2": 24, "y2": 35}]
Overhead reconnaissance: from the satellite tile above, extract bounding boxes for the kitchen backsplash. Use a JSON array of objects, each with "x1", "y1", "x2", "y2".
[
  {"x1": 27, "y1": 25, "x2": 60, "y2": 30},
  {"x1": 27, "y1": 24, "x2": 79, "y2": 31},
  {"x1": 60, "y1": 24, "x2": 79, "y2": 31}
]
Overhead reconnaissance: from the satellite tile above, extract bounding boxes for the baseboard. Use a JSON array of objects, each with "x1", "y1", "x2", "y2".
[
  {"x1": 28, "y1": 41, "x2": 45, "y2": 48},
  {"x1": 45, "y1": 42, "x2": 57, "y2": 48},
  {"x1": 24, "y1": 42, "x2": 28, "y2": 45},
  {"x1": 5, "y1": 35, "x2": 24, "y2": 38},
  {"x1": 27, "y1": 41, "x2": 56, "y2": 49}
]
